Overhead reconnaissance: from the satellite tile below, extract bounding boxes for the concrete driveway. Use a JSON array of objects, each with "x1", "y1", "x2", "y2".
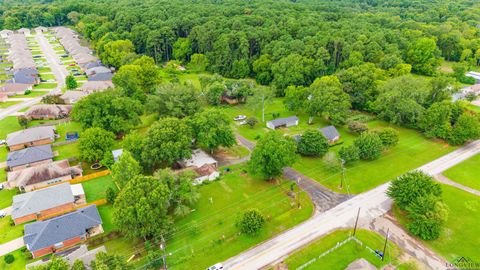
[{"x1": 0, "y1": 237, "x2": 24, "y2": 256}]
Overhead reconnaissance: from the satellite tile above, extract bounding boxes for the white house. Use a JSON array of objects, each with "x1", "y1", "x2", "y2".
[
  {"x1": 182, "y1": 149, "x2": 219, "y2": 185},
  {"x1": 266, "y1": 116, "x2": 299, "y2": 130}
]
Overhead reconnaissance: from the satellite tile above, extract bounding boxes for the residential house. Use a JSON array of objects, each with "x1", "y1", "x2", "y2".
[
  {"x1": 0, "y1": 29, "x2": 13, "y2": 38},
  {"x1": 319, "y1": 125, "x2": 340, "y2": 143},
  {"x1": 26, "y1": 245, "x2": 106, "y2": 269},
  {"x1": 17, "y1": 28, "x2": 31, "y2": 36},
  {"x1": 182, "y1": 149, "x2": 219, "y2": 185},
  {"x1": 60, "y1": 91, "x2": 88, "y2": 104},
  {"x1": 0, "y1": 92, "x2": 7, "y2": 102},
  {"x1": 13, "y1": 68, "x2": 40, "y2": 84},
  {"x1": 7, "y1": 159, "x2": 83, "y2": 192},
  {"x1": 6, "y1": 126, "x2": 57, "y2": 151},
  {"x1": 35, "y1": 27, "x2": 48, "y2": 34},
  {"x1": 86, "y1": 66, "x2": 113, "y2": 81},
  {"x1": 266, "y1": 116, "x2": 299, "y2": 130},
  {"x1": 78, "y1": 80, "x2": 114, "y2": 93},
  {"x1": 7, "y1": 145, "x2": 54, "y2": 171},
  {"x1": 25, "y1": 105, "x2": 73, "y2": 120},
  {"x1": 24, "y1": 205, "x2": 103, "y2": 258},
  {"x1": 82, "y1": 61, "x2": 101, "y2": 70},
  {"x1": 11, "y1": 183, "x2": 83, "y2": 225},
  {"x1": 0, "y1": 83, "x2": 33, "y2": 96}
]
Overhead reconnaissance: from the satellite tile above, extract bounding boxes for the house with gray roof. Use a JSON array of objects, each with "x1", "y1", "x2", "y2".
[
  {"x1": 87, "y1": 71, "x2": 113, "y2": 82},
  {"x1": 60, "y1": 90, "x2": 88, "y2": 104},
  {"x1": 319, "y1": 125, "x2": 340, "y2": 143},
  {"x1": 11, "y1": 183, "x2": 77, "y2": 224},
  {"x1": 24, "y1": 205, "x2": 103, "y2": 258},
  {"x1": 266, "y1": 116, "x2": 299, "y2": 130},
  {"x1": 26, "y1": 245, "x2": 106, "y2": 270},
  {"x1": 7, "y1": 144, "x2": 54, "y2": 171},
  {"x1": 12, "y1": 67, "x2": 39, "y2": 84},
  {"x1": 6, "y1": 126, "x2": 56, "y2": 151}
]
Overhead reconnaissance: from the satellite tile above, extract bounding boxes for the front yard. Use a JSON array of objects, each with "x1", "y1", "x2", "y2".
[
  {"x1": 0, "y1": 217, "x2": 24, "y2": 245},
  {"x1": 443, "y1": 154, "x2": 480, "y2": 190}
]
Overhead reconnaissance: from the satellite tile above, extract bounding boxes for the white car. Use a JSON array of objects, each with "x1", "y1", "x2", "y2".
[
  {"x1": 207, "y1": 263, "x2": 223, "y2": 270},
  {"x1": 239, "y1": 120, "x2": 247, "y2": 125},
  {"x1": 234, "y1": 115, "x2": 247, "y2": 121},
  {"x1": 0, "y1": 183, "x2": 3, "y2": 190},
  {"x1": 0, "y1": 140, "x2": 5, "y2": 145},
  {"x1": 0, "y1": 210, "x2": 6, "y2": 218}
]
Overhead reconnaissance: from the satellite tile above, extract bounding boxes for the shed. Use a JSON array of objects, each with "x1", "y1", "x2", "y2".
[
  {"x1": 319, "y1": 125, "x2": 340, "y2": 143},
  {"x1": 112, "y1": 149, "x2": 123, "y2": 162},
  {"x1": 266, "y1": 116, "x2": 299, "y2": 130}
]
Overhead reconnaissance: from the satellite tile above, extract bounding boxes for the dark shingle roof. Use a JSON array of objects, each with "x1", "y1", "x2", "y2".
[
  {"x1": 6, "y1": 126, "x2": 56, "y2": 146},
  {"x1": 87, "y1": 72, "x2": 113, "y2": 81},
  {"x1": 24, "y1": 205, "x2": 102, "y2": 252},
  {"x1": 13, "y1": 68, "x2": 38, "y2": 84},
  {"x1": 7, "y1": 145, "x2": 53, "y2": 168},
  {"x1": 267, "y1": 116, "x2": 299, "y2": 128},
  {"x1": 319, "y1": 125, "x2": 340, "y2": 141}
]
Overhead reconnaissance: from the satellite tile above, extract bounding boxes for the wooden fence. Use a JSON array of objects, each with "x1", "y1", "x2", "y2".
[{"x1": 69, "y1": 170, "x2": 111, "y2": 184}]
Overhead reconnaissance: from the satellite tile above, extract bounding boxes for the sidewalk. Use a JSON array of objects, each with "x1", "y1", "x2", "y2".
[
  {"x1": 0, "y1": 237, "x2": 24, "y2": 256},
  {"x1": 435, "y1": 174, "x2": 480, "y2": 196}
]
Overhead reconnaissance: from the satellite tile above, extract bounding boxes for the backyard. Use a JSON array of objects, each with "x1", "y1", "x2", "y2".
[
  {"x1": 284, "y1": 229, "x2": 402, "y2": 270},
  {"x1": 443, "y1": 154, "x2": 480, "y2": 190},
  {"x1": 82, "y1": 174, "x2": 116, "y2": 202}
]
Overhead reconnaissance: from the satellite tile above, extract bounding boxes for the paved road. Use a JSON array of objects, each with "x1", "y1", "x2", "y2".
[
  {"x1": 435, "y1": 174, "x2": 480, "y2": 196},
  {"x1": 0, "y1": 237, "x2": 24, "y2": 257},
  {"x1": 222, "y1": 139, "x2": 480, "y2": 270}
]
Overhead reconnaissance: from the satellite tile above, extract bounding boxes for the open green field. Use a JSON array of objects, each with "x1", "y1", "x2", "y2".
[
  {"x1": 82, "y1": 174, "x2": 116, "y2": 202},
  {"x1": 97, "y1": 204, "x2": 116, "y2": 233},
  {"x1": 285, "y1": 229, "x2": 401, "y2": 270},
  {"x1": 52, "y1": 121, "x2": 82, "y2": 142},
  {"x1": 394, "y1": 184, "x2": 480, "y2": 262},
  {"x1": 0, "y1": 217, "x2": 24, "y2": 245},
  {"x1": 53, "y1": 142, "x2": 79, "y2": 160},
  {"x1": 443, "y1": 154, "x2": 480, "y2": 191},
  {"x1": 167, "y1": 165, "x2": 313, "y2": 269},
  {"x1": 33, "y1": 83, "x2": 57, "y2": 90}
]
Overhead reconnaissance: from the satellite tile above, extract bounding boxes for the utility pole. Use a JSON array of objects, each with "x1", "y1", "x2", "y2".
[
  {"x1": 340, "y1": 159, "x2": 345, "y2": 189},
  {"x1": 382, "y1": 228, "x2": 389, "y2": 261},
  {"x1": 160, "y1": 235, "x2": 167, "y2": 270},
  {"x1": 353, "y1": 207, "x2": 360, "y2": 236}
]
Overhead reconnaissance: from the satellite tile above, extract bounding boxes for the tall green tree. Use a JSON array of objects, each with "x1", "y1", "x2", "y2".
[
  {"x1": 65, "y1": 75, "x2": 78, "y2": 90},
  {"x1": 111, "y1": 151, "x2": 142, "y2": 189},
  {"x1": 406, "y1": 38, "x2": 441, "y2": 76},
  {"x1": 78, "y1": 128, "x2": 115, "y2": 163},
  {"x1": 190, "y1": 109, "x2": 236, "y2": 153},
  {"x1": 297, "y1": 129, "x2": 329, "y2": 157},
  {"x1": 100, "y1": 39, "x2": 136, "y2": 68},
  {"x1": 146, "y1": 84, "x2": 200, "y2": 118}
]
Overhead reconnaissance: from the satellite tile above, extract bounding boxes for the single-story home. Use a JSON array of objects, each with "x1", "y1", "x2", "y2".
[
  {"x1": 6, "y1": 126, "x2": 57, "y2": 151},
  {"x1": 25, "y1": 105, "x2": 73, "y2": 120},
  {"x1": 86, "y1": 66, "x2": 111, "y2": 77},
  {"x1": 266, "y1": 116, "x2": 299, "y2": 130},
  {"x1": 17, "y1": 28, "x2": 31, "y2": 36},
  {"x1": 0, "y1": 83, "x2": 33, "y2": 96},
  {"x1": 35, "y1": 26, "x2": 48, "y2": 34},
  {"x1": 26, "y1": 245, "x2": 106, "y2": 270},
  {"x1": 112, "y1": 149, "x2": 123, "y2": 162},
  {"x1": 87, "y1": 71, "x2": 113, "y2": 82},
  {"x1": 13, "y1": 68, "x2": 40, "y2": 85},
  {"x1": 7, "y1": 144, "x2": 54, "y2": 171},
  {"x1": 60, "y1": 90, "x2": 88, "y2": 104},
  {"x1": 193, "y1": 164, "x2": 220, "y2": 185},
  {"x1": 319, "y1": 125, "x2": 340, "y2": 143},
  {"x1": 182, "y1": 149, "x2": 219, "y2": 185},
  {"x1": 77, "y1": 80, "x2": 114, "y2": 93},
  {"x1": 11, "y1": 183, "x2": 81, "y2": 225},
  {"x1": 82, "y1": 61, "x2": 101, "y2": 70},
  {"x1": 0, "y1": 29, "x2": 13, "y2": 38},
  {"x1": 7, "y1": 159, "x2": 83, "y2": 192},
  {"x1": 24, "y1": 205, "x2": 103, "y2": 258}
]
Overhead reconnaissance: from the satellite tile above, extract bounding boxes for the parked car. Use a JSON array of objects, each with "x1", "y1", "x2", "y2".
[
  {"x1": 0, "y1": 140, "x2": 6, "y2": 145},
  {"x1": 0, "y1": 183, "x2": 3, "y2": 190},
  {"x1": 69, "y1": 63, "x2": 76, "y2": 66},
  {"x1": 47, "y1": 79, "x2": 55, "y2": 82},
  {"x1": 40, "y1": 79, "x2": 47, "y2": 82},
  {"x1": 0, "y1": 210, "x2": 6, "y2": 218},
  {"x1": 207, "y1": 263, "x2": 223, "y2": 270},
  {"x1": 73, "y1": 72, "x2": 82, "y2": 76},
  {"x1": 33, "y1": 55, "x2": 41, "y2": 59},
  {"x1": 234, "y1": 115, "x2": 247, "y2": 121}
]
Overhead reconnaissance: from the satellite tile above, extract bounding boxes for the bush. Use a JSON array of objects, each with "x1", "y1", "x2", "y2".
[
  {"x1": 24, "y1": 89, "x2": 32, "y2": 95},
  {"x1": 348, "y1": 121, "x2": 368, "y2": 134},
  {"x1": 106, "y1": 187, "x2": 118, "y2": 204},
  {"x1": 237, "y1": 209, "x2": 265, "y2": 236},
  {"x1": 297, "y1": 129, "x2": 328, "y2": 157},
  {"x1": 246, "y1": 117, "x2": 258, "y2": 128},
  {"x1": 4, "y1": 254, "x2": 14, "y2": 264},
  {"x1": 354, "y1": 132, "x2": 383, "y2": 160},
  {"x1": 375, "y1": 127, "x2": 399, "y2": 148},
  {"x1": 339, "y1": 144, "x2": 360, "y2": 163}
]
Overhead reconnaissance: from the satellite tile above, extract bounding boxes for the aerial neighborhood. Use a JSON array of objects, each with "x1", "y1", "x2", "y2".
[{"x1": 0, "y1": 1, "x2": 478, "y2": 270}]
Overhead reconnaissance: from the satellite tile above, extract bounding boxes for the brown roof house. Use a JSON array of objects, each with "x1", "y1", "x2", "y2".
[
  {"x1": 6, "y1": 126, "x2": 57, "y2": 151},
  {"x1": 60, "y1": 91, "x2": 88, "y2": 104},
  {"x1": 7, "y1": 159, "x2": 83, "y2": 192},
  {"x1": 7, "y1": 145, "x2": 54, "y2": 171},
  {"x1": 0, "y1": 83, "x2": 33, "y2": 96},
  {"x1": 11, "y1": 183, "x2": 84, "y2": 225},
  {"x1": 182, "y1": 149, "x2": 219, "y2": 185},
  {"x1": 24, "y1": 205, "x2": 103, "y2": 258},
  {"x1": 78, "y1": 80, "x2": 114, "y2": 93},
  {"x1": 25, "y1": 105, "x2": 73, "y2": 120}
]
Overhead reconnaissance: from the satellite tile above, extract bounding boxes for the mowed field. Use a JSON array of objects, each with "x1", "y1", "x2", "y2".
[{"x1": 443, "y1": 154, "x2": 480, "y2": 190}]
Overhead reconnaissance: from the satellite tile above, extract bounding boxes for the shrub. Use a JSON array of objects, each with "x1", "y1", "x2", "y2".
[
  {"x1": 105, "y1": 187, "x2": 117, "y2": 204},
  {"x1": 24, "y1": 89, "x2": 32, "y2": 95},
  {"x1": 297, "y1": 129, "x2": 328, "y2": 157},
  {"x1": 354, "y1": 132, "x2": 383, "y2": 160},
  {"x1": 4, "y1": 254, "x2": 14, "y2": 264},
  {"x1": 348, "y1": 121, "x2": 368, "y2": 134},
  {"x1": 339, "y1": 144, "x2": 360, "y2": 163},
  {"x1": 237, "y1": 209, "x2": 265, "y2": 236},
  {"x1": 375, "y1": 127, "x2": 399, "y2": 148},
  {"x1": 246, "y1": 117, "x2": 258, "y2": 128}
]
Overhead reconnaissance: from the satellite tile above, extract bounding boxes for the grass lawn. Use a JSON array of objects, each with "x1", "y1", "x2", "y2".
[
  {"x1": 167, "y1": 165, "x2": 313, "y2": 269},
  {"x1": 443, "y1": 154, "x2": 480, "y2": 191},
  {"x1": 0, "y1": 101, "x2": 21, "y2": 109},
  {"x1": 53, "y1": 121, "x2": 83, "y2": 142},
  {"x1": 214, "y1": 145, "x2": 250, "y2": 159},
  {"x1": 10, "y1": 91, "x2": 49, "y2": 98},
  {"x1": 0, "y1": 248, "x2": 28, "y2": 270},
  {"x1": 394, "y1": 184, "x2": 480, "y2": 262},
  {"x1": 0, "y1": 189, "x2": 18, "y2": 209},
  {"x1": 82, "y1": 174, "x2": 116, "y2": 202},
  {"x1": 38, "y1": 67, "x2": 52, "y2": 73},
  {"x1": 0, "y1": 217, "x2": 24, "y2": 245},
  {"x1": 33, "y1": 83, "x2": 57, "y2": 89},
  {"x1": 53, "y1": 142, "x2": 79, "y2": 160},
  {"x1": 0, "y1": 117, "x2": 23, "y2": 139},
  {"x1": 39, "y1": 73, "x2": 55, "y2": 80},
  {"x1": 285, "y1": 229, "x2": 402, "y2": 270},
  {"x1": 74, "y1": 75, "x2": 88, "y2": 81},
  {"x1": 466, "y1": 104, "x2": 480, "y2": 114},
  {"x1": 97, "y1": 204, "x2": 116, "y2": 234}
]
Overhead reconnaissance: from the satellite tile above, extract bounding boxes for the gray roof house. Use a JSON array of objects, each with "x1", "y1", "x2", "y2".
[
  {"x1": 319, "y1": 125, "x2": 340, "y2": 143},
  {"x1": 7, "y1": 145, "x2": 54, "y2": 169},
  {"x1": 87, "y1": 71, "x2": 113, "y2": 82},
  {"x1": 24, "y1": 205, "x2": 102, "y2": 258},
  {"x1": 13, "y1": 68, "x2": 39, "y2": 84},
  {"x1": 60, "y1": 90, "x2": 88, "y2": 104},
  {"x1": 266, "y1": 116, "x2": 299, "y2": 130},
  {"x1": 6, "y1": 126, "x2": 56, "y2": 149},
  {"x1": 26, "y1": 245, "x2": 106, "y2": 270},
  {"x1": 11, "y1": 183, "x2": 74, "y2": 222},
  {"x1": 83, "y1": 61, "x2": 101, "y2": 70}
]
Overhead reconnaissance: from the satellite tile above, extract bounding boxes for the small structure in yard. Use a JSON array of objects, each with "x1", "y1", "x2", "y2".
[
  {"x1": 60, "y1": 90, "x2": 87, "y2": 104},
  {"x1": 0, "y1": 82, "x2": 33, "y2": 96},
  {"x1": 7, "y1": 159, "x2": 83, "y2": 192},
  {"x1": 344, "y1": 258, "x2": 377, "y2": 270},
  {"x1": 26, "y1": 245, "x2": 106, "y2": 269},
  {"x1": 66, "y1": 132, "x2": 79, "y2": 141},
  {"x1": 11, "y1": 183, "x2": 82, "y2": 225},
  {"x1": 181, "y1": 149, "x2": 219, "y2": 185},
  {"x1": 25, "y1": 104, "x2": 73, "y2": 120},
  {"x1": 6, "y1": 126, "x2": 57, "y2": 151},
  {"x1": 266, "y1": 116, "x2": 299, "y2": 130},
  {"x1": 24, "y1": 205, "x2": 103, "y2": 258},
  {"x1": 112, "y1": 149, "x2": 123, "y2": 162},
  {"x1": 319, "y1": 125, "x2": 340, "y2": 143},
  {"x1": 7, "y1": 144, "x2": 54, "y2": 171}
]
